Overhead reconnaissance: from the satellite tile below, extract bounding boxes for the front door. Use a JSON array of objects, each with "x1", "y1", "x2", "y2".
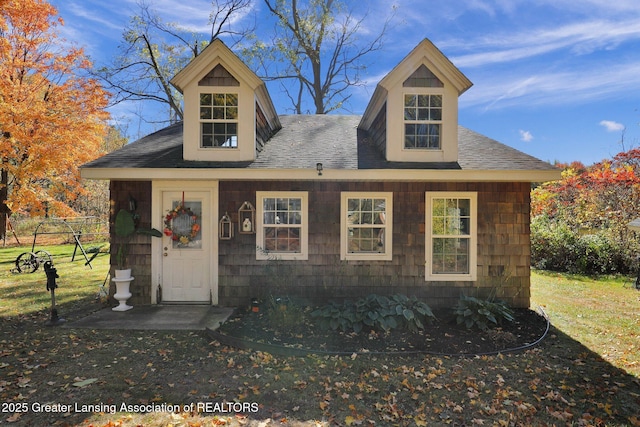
[{"x1": 161, "y1": 191, "x2": 211, "y2": 303}]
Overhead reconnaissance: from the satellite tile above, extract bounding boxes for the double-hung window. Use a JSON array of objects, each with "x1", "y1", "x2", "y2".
[
  {"x1": 256, "y1": 192, "x2": 308, "y2": 260},
  {"x1": 425, "y1": 192, "x2": 477, "y2": 281},
  {"x1": 341, "y1": 192, "x2": 393, "y2": 261},
  {"x1": 200, "y1": 93, "x2": 238, "y2": 148},
  {"x1": 404, "y1": 94, "x2": 442, "y2": 149}
]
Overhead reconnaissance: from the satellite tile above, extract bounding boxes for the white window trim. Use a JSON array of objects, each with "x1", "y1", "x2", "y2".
[
  {"x1": 402, "y1": 89, "x2": 444, "y2": 153},
  {"x1": 341, "y1": 192, "x2": 393, "y2": 261},
  {"x1": 385, "y1": 84, "x2": 459, "y2": 163},
  {"x1": 256, "y1": 191, "x2": 308, "y2": 261},
  {"x1": 199, "y1": 91, "x2": 239, "y2": 149},
  {"x1": 425, "y1": 192, "x2": 477, "y2": 281}
]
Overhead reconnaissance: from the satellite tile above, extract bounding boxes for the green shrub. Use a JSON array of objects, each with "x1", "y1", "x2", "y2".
[
  {"x1": 453, "y1": 294, "x2": 514, "y2": 331},
  {"x1": 311, "y1": 294, "x2": 435, "y2": 334},
  {"x1": 531, "y1": 216, "x2": 577, "y2": 272},
  {"x1": 531, "y1": 215, "x2": 637, "y2": 274}
]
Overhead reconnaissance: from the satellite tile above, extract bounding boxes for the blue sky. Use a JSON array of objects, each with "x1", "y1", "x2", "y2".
[{"x1": 49, "y1": 0, "x2": 640, "y2": 166}]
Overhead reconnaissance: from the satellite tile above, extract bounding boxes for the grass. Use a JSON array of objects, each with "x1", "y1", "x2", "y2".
[
  {"x1": 0, "y1": 244, "x2": 110, "y2": 318},
  {"x1": 1, "y1": 246, "x2": 639, "y2": 426},
  {"x1": 531, "y1": 270, "x2": 640, "y2": 378}
]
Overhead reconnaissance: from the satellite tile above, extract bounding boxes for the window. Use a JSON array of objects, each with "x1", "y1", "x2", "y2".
[
  {"x1": 200, "y1": 93, "x2": 238, "y2": 148},
  {"x1": 404, "y1": 94, "x2": 442, "y2": 149},
  {"x1": 341, "y1": 192, "x2": 393, "y2": 261},
  {"x1": 257, "y1": 192, "x2": 308, "y2": 260},
  {"x1": 425, "y1": 192, "x2": 477, "y2": 281}
]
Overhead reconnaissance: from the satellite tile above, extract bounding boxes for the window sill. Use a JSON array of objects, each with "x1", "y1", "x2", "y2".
[
  {"x1": 424, "y1": 273, "x2": 477, "y2": 282},
  {"x1": 256, "y1": 252, "x2": 308, "y2": 261},
  {"x1": 342, "y1": 253, "x2": 393, "y2": 261}
]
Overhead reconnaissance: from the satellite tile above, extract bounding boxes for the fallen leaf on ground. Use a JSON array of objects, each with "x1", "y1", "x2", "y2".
[{"x1": 73, "y1": 378, "x2": 98, "y2": 387}]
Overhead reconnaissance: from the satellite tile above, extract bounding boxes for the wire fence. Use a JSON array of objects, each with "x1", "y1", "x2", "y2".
[{"x1": 3, "y1": 215, "x2": 109, "y2": 247}]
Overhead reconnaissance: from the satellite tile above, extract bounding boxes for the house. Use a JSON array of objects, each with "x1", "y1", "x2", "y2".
[{"x1": 81, "y1": 38, "x2": 561, "y2": 309}]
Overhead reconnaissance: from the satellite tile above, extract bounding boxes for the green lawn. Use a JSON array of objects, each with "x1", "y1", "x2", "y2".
[
  {"x1": 0, "y1": 244, "x2": 110, "y2": 318},
  {"x1": 531, "y1": 270, "x2": 640, "y2": 378}
]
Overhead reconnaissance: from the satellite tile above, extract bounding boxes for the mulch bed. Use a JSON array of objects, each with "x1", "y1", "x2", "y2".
[{"x1": 214, "y1": 307, "x2": 549, "y2": 356}]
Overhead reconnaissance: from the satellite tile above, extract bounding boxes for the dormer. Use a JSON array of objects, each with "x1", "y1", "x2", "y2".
[
  {"x1": 171, "y1": 39, "x2": 280, "y2": 162},
  {"x1": 359, "y1": 39, "x2": 472, "y2": 163}
]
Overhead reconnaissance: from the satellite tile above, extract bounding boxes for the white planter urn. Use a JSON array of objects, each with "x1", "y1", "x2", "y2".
[{"x1": 112, "y1": 269, "x2": 134, "y2": 311}]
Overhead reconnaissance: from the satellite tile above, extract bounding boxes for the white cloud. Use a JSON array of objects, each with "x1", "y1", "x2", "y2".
[
  {"x1": 65, "y1": 2, "x2": 125, "y2": 32},
  {"x1": 449, "y1": 19, "x2": 640, "y2": 68},
  {"x1": 459, "y1": 59, "x2": 640, "y2": 111},
  {"x1": 519, "y1": 130, "x2": 534, "y2": 142},
  {"x1": 532, "y1": 0, "x2": 640, "y2": 16},
  {"x1": 145, "y1": 0, "x2": 257, "y2": 34},
  {"x1": 599, "y1": 120, "x2": 625, "y2": 132}
]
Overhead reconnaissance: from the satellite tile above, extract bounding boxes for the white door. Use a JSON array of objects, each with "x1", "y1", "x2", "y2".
[{"x1": 161, "y1": 191, "x2": 211, "y2": 303}]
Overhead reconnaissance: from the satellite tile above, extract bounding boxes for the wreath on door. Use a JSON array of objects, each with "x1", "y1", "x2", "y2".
[{"x1": 164, "y1": 204, "x2": 200, "y2": 245}]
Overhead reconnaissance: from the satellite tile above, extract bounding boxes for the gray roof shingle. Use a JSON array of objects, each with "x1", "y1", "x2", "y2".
[{"x1": 82, "y1": 115, "x2": 557, "y2": 172}]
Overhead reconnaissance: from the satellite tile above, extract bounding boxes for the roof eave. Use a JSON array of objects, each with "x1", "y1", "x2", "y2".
[
  {"x1": 359, "y1": 85, "x2": 387, "y2": 130},
  {"x1": 81, "y1": 167, "x2": 561, "y2": 183},
  {"x1": 256, "y1": 84, "x2": 281, "y2": 130}
]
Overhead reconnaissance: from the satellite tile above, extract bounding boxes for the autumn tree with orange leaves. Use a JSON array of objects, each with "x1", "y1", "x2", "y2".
[
  {"x1": 531, "y1": 150, "x2": 640, "y2": 274},
  {"x1": 0, "y1": 0, "x2": 110, "y2": 238}
]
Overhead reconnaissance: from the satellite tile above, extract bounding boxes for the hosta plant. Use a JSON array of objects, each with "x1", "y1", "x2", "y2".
[
  {"x1": 311, "y1": 294, "x2": 436, "y2": 334},
  {"x1": 453, "y1": 294, "x2": 514, "y2": 331}
]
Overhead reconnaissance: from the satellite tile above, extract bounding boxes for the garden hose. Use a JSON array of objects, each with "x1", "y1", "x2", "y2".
[{"x1": 206, "y1": 307, "x2": 551, "y2": 359}]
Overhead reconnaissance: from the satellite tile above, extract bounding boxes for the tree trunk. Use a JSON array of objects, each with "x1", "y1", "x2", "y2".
[{"x1": 0, "y1": 168, "x2": 9, "y2": 241}]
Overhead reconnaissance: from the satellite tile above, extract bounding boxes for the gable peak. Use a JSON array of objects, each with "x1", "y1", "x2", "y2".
[
  {"x1": 403, "y1": 64, "x2": 444, "y2": 88},
  {"x1": 199, "y1": 64, "x2": 240, "y2": 86},
  {"x1": 171, "y1": 38, "x2": 262, "y2": 93},
  {"x1": 379, "y1": 38, "x2": 472, "y2": 95}
]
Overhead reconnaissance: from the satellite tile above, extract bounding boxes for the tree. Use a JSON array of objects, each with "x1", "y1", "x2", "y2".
[
  {"x1": 95, "y1": 0, "x2": 254, "y2": 127},
  {"x1": 252, "y1": 0, "x2": 394, "y2": 114},
  {"x1": 531, "y1": 150, "x2": 640, "y2": 273},
  {"x1": 0, "y1": 0, "x2": 109, "y2": 237},
  {"x1": 74, "y1": 126, "x2": 129, "y2": 221}
]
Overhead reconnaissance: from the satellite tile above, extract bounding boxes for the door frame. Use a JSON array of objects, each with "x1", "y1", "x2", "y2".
[{"x1": 151, "y1": 181, "x2": 219, "y2": 305}]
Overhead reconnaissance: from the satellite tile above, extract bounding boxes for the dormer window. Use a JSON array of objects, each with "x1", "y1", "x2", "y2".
[
  {"x1": 404, "y1": 94, "x2": 442, "y2": 149},
  {"x1": 403, "y1": 65, "x2": 444, "y2": 150},
  {"x1": 172, "y1": 39, "x2": 281, "y2": 162},
  {"x1": 200, "y1": 93, "x2": 238, "y2": 148},
  {"x1": 358, "y1": 39, "x2": 473, "y2": 163}
]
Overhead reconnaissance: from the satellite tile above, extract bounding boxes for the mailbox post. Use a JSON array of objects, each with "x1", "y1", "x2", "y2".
[{"x1": 44, "y1": 261, "x2": 66, "y2": 326}]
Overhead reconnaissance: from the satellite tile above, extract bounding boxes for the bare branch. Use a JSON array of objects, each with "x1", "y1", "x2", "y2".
[
  {"x1": 260, "y1": 0, "x2": 394, "y2": 114},
  {"x1": 210, "y1": 0, "x2": 256, "y2": 45},
  {"x1": 93, "y1": 0, "x2": 254, "y2": 127}
]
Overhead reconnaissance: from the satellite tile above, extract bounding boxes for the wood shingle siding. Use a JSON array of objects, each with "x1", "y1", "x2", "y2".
[
  {"x1": 255, "y1": 101, "x2": 281, "y2": 155},
  {"x1": 368, "y1": 102, "x2": 387, "y2": 155},
  {"x1": 217, "y1": 180, "x2": 531, "y2": 309},
  {"x1": 198, "y1": 64, "x2": 240, "y2": 87},
  {"x1": 109, "y1": 181, "x2": 154, "y2": 305}
]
